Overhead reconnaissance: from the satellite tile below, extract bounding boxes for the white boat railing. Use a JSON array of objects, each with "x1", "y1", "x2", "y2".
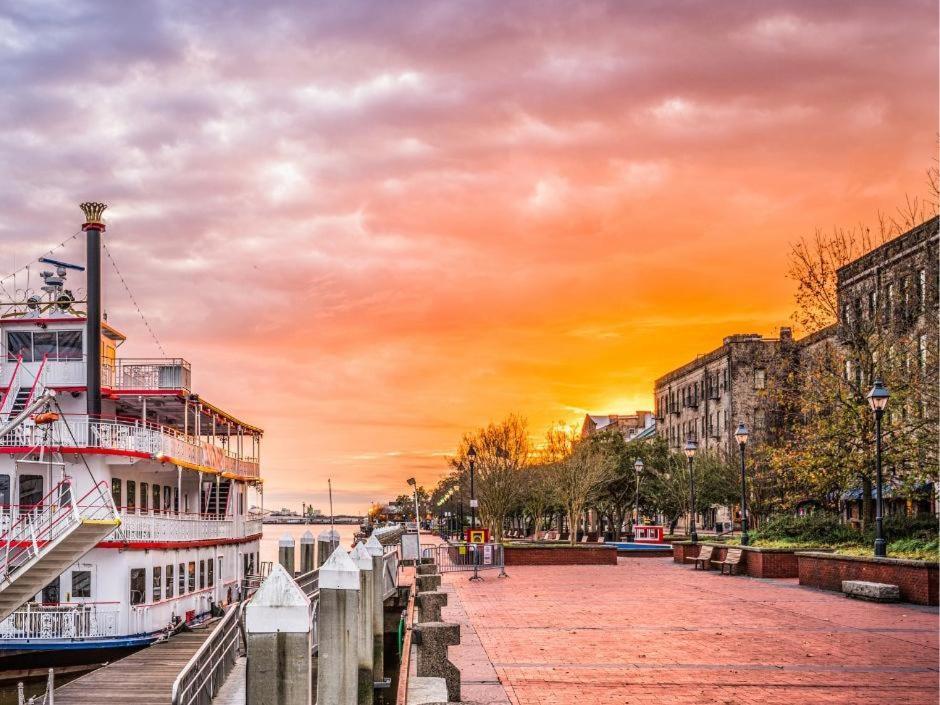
[
  {"x1": 0, "y1": 416, "x2": 260, "y2": 479},
  {"x1": 0, "y1": 602, "x2": 120, "y2": 640},
  {"x1": 120, "y1": 513, "x2": 235, "y2": 542}
]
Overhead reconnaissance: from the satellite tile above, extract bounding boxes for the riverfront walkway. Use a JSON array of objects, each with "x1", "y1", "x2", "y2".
[
  {"x1": 53, "y1": 623, "x2": 220, "y2": 705},
  {"x1": 442, "y1": 556, "x2": 939, "y2": 705}
]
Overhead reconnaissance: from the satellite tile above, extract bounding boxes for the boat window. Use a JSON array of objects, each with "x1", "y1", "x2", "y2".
[
  {"x1": 163, "y1": 486, "x2": 172, "y2": 512},
  {"x1": 238, "y1": 490, "x2": 244, "y2": 515},
  {"x1": 140, "y1": 482, "x2": 149, "y2": 512},
  {"x1": 172, "y1": 487, "x2": 179, "y2": 513},
  {"x1": 111, "y1": 478, "x2": 122, "y2": 509},
  {"x1": 188, "y1": 562, "x2": 196, "y2": 592},
  {"x1": 152, "y1": 484, "x2": 161, "y2": 514},
  {"x1": 178, "y1": 563, "x2": 185, "y2": 594},
  {"x1": 32, "y1": 332, "x2": 56, "y2": 360},
  {"x1": 126, "y1": 481, "x2": 136, "y2": 511},
  {"x1": 207, "y1": 559, "x2": 214, "y2": 587},
  {"x1": 165, "y1": 564, "x2": 174, "y2": 598},
  {"x1": 0, "y1": 475, "x2": 9, "y2": 507},
  {"x1": 19, "y1": 475, "x2": 43, "y2": 508},
  {"x1": 42, "y1": 577, "x2": 60, "y2": 604},
  {"x1": 71, "y1": 570, "x2": 91, "y2": 598},
  {"x1": 199, "y1": 560, "x2": 206, "y2": 589},
  {"x1": 130, "y1": 568, "x2": 146, "y2": 605},
  {"x1": 153, "y1": 566, "x2": 162, "y2": 601},
  {"x1": 57, "y1": 330, "x2": 83, "y2": 360},
  {"x1": 6, "y1": 332, "x2": 32, "y2": 362}
]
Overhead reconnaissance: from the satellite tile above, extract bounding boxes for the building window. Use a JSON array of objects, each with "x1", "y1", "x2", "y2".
[
  {"x1": 841, "y1": 303, "x2": 849, "y2": 325},
  {"x1": 178, "y1": 563, "x2": 186, "y2": 595},
  {"x1": 166, "y1": 564, "x2": 175, "y2": 598},
  {"x1": 754, "y1": 369, "x2": 765, "y2": 390},
  {"x1": 111, "y1": 479, "x2": 122, "y2": 510},
  {"x1": 153, "y1": 566, "x2": 162, "y2": 602},
  {"x1": 71, "y1": 570, "x2": 91, "y2": 598},
  {"x1": 754, "y1": 410, "x2": 765, "y2": 431},
  {"x1": 188, "y1": 562, "x2": 196, "y2": 592},
  {"x1": 130, "y1": 568, "x2": 146, "y2": 606},
  {"x1": 918, "y1": 269, "x2": 926, "y2": 310},
  {"x1": 199, "y1": 560, "x2": 206, "y2": 590},
  {"x1": 868, "y1": 291, "x2": 876, "y2": 319},
  {"x1": 919, "y1": 334, "x2": 927, "y2": 369},
  {"x1": 126, "y1": 481, "x2": 136, "y2": 512},
  {"x1": 140, "y1": 482, "x2": 149, "y2": 512},
  {"x1": 885, "y1": 283, "x2": 894, "y2": 321},
  {"x1": 844, "y1": 360, "x2": 852, "y2": 381}
]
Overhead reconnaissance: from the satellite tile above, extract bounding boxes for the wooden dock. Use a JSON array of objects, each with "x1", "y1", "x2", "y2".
[{"x1": 54, "y1": 623, "x2": 219, "y2": 705}]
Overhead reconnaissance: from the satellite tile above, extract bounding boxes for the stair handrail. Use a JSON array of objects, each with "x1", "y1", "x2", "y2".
[
  {"x1": 0, "y1": 355, "x2": 23, "y2": 417},
  {"x1": 23, "y1": 353, "x2": 49, "y2": 410},
  {"x1": 0, "y1": 478, "x2": 77, "y2": 583}
]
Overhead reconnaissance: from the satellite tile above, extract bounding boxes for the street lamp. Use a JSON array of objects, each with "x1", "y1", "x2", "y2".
[
  {"x1": 633, "y1": 458, "x2": 644, "y2": 540},
  {"x1": 867, "y1": 380, "x2": 890, "y2": 558},
  {"x1": 467, "y1": 444, "x2": 482, "y2": 581},
  {"x1": 407, "y1": 477, "x2": 421, "y2": 549},
  {"x1": 734, "y1": 422, "x2": 750, "y2": 546},
  {"x1": 684, "y1": 437, "x2": 698, "y2": 544}
]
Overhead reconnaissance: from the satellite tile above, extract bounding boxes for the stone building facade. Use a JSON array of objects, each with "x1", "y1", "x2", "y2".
[
  {"x1": 653, "y1": 328, "x2": 794, "y2": 457},
  {"x1": 581, "y1": 411, "x2": 654, "y2": 440}
]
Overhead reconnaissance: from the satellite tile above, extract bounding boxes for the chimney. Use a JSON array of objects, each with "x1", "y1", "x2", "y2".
[{"x1": 80, "y1": 202, "x2": 107, "y2": 417}]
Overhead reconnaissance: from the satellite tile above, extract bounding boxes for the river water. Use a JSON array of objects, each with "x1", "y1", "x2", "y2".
[{"x1": 259, "y1": 522, "x2": 362, "y2": 566}]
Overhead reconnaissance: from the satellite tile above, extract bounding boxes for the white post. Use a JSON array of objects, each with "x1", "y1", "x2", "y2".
[
  {"x1": 349, "y1": 542, "x2": 375, "y2": 705},
  {"x1": 318, "y1": 547, "x2": 361, "y2": 705},
  {"x1": 364, "y1": 534, "x2": 385, "y2": 683}
]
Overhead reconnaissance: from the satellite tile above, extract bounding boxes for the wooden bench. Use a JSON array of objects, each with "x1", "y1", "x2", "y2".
[
  {"x1": 686, "y1": 544, "x2": 714, "y2": 570},
  {"x1": 712, "y1": 547, "x2": 744, "y2": 575}
]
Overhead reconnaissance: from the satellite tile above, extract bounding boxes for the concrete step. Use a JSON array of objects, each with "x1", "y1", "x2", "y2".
[{"x1": 842, "y1": 580, "x2": 900, "y2": 602}]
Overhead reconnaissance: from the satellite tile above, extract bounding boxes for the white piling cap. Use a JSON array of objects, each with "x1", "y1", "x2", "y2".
[
  {"x1": 349, "y1": 542, "x2": 373, "y2": 570},
  {"x1": 245, "y1": 564, "x2": 310, "y2": 633},
  {"x1": 279, "y1": 533, "x2": 295, "y2": 547},
  {"x1": 364, "y1": 534, "x2": 384, "y2": 556},
  {"x1": 319, "y1": 545, "x2": 361, "y2": 590},
  {"x1": 318, "y1": 527, "x2": 340, "y2": 541},
  {"x1": 300, "y1": 530, "x2": 315, "y2": 543}
]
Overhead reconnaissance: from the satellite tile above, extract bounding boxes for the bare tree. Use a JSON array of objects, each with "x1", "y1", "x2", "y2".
[{"x1": 451, "y1": 414, "x2": 530, "y2": 542}]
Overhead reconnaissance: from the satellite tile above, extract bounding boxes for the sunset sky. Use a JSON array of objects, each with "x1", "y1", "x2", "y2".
[{"x1": 0, "y1": 1, "x2": 936, "y2": 513}]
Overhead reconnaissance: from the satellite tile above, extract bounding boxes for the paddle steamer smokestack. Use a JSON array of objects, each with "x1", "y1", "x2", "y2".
[{"x1": 80, "y1": 201, "x2": 107, "y2": 417}]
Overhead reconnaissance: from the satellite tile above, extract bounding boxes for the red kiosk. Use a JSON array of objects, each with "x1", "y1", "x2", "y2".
[{"x1": 633, "y1": 525, "x2": 665, "y2": 543}]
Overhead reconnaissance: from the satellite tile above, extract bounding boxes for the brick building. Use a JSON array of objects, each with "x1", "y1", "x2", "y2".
[
  {"x1": 653, "y1": 329, "x2": 794, "y2": 456},
  {"x1": 581, "y1": 411, "x2": 654, "y2": 440}
]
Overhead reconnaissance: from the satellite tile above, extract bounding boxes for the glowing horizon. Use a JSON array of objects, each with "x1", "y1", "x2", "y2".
[{"x1": 0, "y1": 1, "x2": 935, "y2": 513}]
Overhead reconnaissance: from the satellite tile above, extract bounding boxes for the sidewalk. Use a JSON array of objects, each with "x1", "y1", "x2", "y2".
[{"x1": 442, "y1": 556, "x2": 939, "y2": 705}]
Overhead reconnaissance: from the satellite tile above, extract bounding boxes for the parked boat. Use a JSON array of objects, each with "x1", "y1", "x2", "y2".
[{"x1": 0, "y1": 203, "x2": 264, "y2": 665}]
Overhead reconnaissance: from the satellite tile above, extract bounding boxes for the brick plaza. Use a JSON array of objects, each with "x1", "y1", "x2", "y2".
[{"x1": 441, "y1": 557, "x2": 939, "y2": 705}]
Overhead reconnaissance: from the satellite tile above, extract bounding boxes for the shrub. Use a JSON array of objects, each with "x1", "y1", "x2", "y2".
[
  {"x1": 752, "y1": 513, "x2": 859, "y2": 544},
  {"x1": 874, "y1": 514, "x2": 939, "y2": 543}
]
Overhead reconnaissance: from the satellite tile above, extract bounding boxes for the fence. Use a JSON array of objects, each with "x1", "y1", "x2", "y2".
[
  {"x1": 170, "y1": 602, "x2": 241, "y2": 705},
  {"x1": 421, "y1": 542, "x2": 506, "y2": 574}
]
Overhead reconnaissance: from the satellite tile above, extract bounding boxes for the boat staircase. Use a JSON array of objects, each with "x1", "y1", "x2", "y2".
[
  {"x1": 202, "y1": 478, "x2": 231, "y2": 519},
  {"x1": 0, "y1": 478, "x2": 120, "y2": 622}
]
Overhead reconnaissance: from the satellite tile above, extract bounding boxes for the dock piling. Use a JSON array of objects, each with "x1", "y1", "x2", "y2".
[
  {"x1": 364, "y1": 534, "x2": 385, "y2": 683},
  {"x1": 278, "y1": 533, "x2": 296, "y2": 575},
  {"x1": 300, "y1": 530, "x2": 315, "y2": 573},
  {"x1": 317, "y1": 527, "x2": 340, "y2": 569},
  {"x1": 317, "y1": 546, "x2": 361, "y2": 705},
  {"x1": 349, "y1": 542, "x2": 376, "y2": 705}
]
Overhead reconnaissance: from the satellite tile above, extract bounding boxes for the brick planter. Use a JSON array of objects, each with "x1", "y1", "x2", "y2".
[
  {"x1": 797, "y1": 552, "x2": 939, "y2": 606},
  {"x1": 673, "y1": 542, "x2": 827, "y2": 578},
  {"x1": 504, "y1": 544, "x2": 618, "y2": 566}
]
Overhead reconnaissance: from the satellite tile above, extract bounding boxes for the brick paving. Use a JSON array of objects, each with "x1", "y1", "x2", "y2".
[{"x1": 442, "y1": 556, "x2": 939, "y2": 705}]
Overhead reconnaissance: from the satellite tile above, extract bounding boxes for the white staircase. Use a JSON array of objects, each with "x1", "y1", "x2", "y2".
[{"x1": 0, "y1": 479, "x2": 120, "y2": 622}]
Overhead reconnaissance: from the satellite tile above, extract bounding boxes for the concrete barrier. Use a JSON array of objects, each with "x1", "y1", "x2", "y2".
[
  {"x1": 412, "y1": 622, "x2": 460, "y2": 702},
  {"x1": 245, "y1": 564, "x2": 312, "y2": 705},
  {"x1": 278, "y1": 533, "x2": 296, "y2": 575},
  {"x1": 317, "y1": 546, "x2": 360, "y2": 705}
]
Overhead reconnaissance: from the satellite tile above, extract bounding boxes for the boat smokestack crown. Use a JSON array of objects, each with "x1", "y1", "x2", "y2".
[{"x1": 80, "y1": 202, "x2": 107, "y2": 230}]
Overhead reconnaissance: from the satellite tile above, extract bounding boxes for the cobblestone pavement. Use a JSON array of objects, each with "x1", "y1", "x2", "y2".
[{"x1": 442, "y1": 557, "x2": 939, "y2": 705}]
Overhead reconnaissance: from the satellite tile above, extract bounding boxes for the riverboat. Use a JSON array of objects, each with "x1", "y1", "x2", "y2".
[{"x1": 0, "y1": 203, "x2": 264, "y2": 664}]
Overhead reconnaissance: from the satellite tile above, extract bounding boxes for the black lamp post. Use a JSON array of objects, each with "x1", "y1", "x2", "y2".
[
  {"x1": 684, "y1": 437, "x2": 698, "y2": 544},
  {"x1": 633, "y1": 458, "x2": 644, "y2": 540},
  {"x1": 867, "y1": 380, "x2": 890, "y2": 558},
  {"x1": 468, "y1": 444, "x2": 478, "y2": 537},
  {"x1": 734, "y1": 422, "x2": 750, "y2": 546}
]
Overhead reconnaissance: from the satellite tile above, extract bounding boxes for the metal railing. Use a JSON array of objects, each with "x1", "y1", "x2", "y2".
[
  {"x1": 171, "y1": 603, "x2": 241, "y2": 705},
  {"x1": 0, "y1": 602, "x2": 120, "y2": 640},
  {"x1": 0, "y1": 479, "x2": 116, "y2": 585},
  {"x1": 421, "y1": 542, "x2": 506, "y2": 574},
  {"x1": 120, "y1": 513, "x2": 236, "y2": 542},
  {"x1": 103, "y1": 358, "x2": 192, "y2": 391},
  {"x1": 0, "y1": 416, "x2": 260, "y2": 479}
]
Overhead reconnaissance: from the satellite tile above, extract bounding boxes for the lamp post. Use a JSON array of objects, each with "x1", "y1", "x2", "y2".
[
  {"x1": 633, "y1": 458, "x2": 644, "y2": 540},
  {"x1": 867, "y1": 380, "x2": 890, "y2": 558},
  {"x1": 684, "y1": 437, "x2": 698, "y2": 544},
  {"x1": 407, "y1": 477, "x2": 421, "y2": 551},
  {"x1": 468, "y1": 445, "x2": 478, "y2": 538},
  {"x1": 734, "y1": 422, "x2": 750, "y2": 546}
]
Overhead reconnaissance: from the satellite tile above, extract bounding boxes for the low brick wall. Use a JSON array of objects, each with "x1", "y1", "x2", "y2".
[
  {"x1": 797, "y1": 552, "x2": 939, "y2": 606},
  {"x1": 504, "y1": 544, "x2": 618, "y2": 566},
  {"x1": 673, "y1": 542, "x2": 825, "y2": 578}
]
